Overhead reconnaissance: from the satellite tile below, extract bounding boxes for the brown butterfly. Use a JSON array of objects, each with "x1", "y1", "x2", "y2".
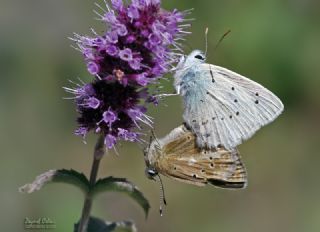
[{"x1": 144, "y1": 124, "x2": 247, "y2": 189}]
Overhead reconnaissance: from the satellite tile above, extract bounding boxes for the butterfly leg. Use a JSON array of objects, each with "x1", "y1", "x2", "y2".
[
  {"x1": 209, "y1": 64, "x2": 215, "y2": 83},
  {"x1": 155, "y1": 87, "x2": 180, "y2": 99},
  {"x1": 156, "y1": 93, "x2": 179, "y2": 98}
]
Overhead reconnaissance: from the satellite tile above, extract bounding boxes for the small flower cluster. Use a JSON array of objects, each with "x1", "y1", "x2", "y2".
[{"x1": 67, "y1": 0, "x2": 190, "y2": 149}]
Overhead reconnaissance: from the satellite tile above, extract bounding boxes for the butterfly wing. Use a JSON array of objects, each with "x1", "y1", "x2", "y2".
[
  {"x1": 155, "y1": 126, "x2": 247, "y2": 189},
  {"x1": 181, "y1": 63, "x2": 284, "y2": 150}
]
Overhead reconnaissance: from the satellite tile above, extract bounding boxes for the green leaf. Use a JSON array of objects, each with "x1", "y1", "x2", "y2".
[
  {"x1": 74, "y1": 217, "x2": 137, "y2": 232},
  {"x1": 19, "y1": 169, "x2": 90, "y2": 194},
  {"x1": 92, "y1": 177, "x2": 150, "y2": 218}
]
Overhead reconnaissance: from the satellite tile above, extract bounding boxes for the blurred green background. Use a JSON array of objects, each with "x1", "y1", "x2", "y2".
[{"x1": 1, "y1": 0, "x2": 320, "y2": 231}]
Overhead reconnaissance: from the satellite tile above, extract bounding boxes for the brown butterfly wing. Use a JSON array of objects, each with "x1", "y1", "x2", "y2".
[{"x1": 155, "y1": 128, "x2": 247, "y2": 189}]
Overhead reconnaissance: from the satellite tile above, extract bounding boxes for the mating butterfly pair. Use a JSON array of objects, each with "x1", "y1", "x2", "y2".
[{"x1": 144, "y1": 50, "x2": 284, "y2": 189}]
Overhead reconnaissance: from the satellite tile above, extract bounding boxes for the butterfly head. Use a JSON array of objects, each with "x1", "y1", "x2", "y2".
[
  {"x1": 184, "y1": 50, "x2": 206, "y2": 66},
  {"x1": 143, "y1": 145, "x2": 157, "y2": 180},
  {"x1": 144, "y1": 135, "x2": 162, "y2": 180}
]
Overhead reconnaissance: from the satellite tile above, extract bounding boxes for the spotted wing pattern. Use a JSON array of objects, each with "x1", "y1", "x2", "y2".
[
  {"x1": 180, "y1": 64, "x2": 284, "y2": 150},
  {"x1": 154, "y1": 125, "x2": 247, "y2": 189}
]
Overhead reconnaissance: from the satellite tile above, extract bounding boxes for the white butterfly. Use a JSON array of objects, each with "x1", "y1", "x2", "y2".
[{"x1": 171, "y1": 50, "x2": 284, "y2": 150}]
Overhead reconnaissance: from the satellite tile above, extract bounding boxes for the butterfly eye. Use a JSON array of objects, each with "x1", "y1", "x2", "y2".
[
  {"x1": 195, "y1": 54, "x2": 205, "y2": 60},
  {"x1": 146, "y1": 169, "x2": 158, "y2": 180},
  {"x1": 148, "y1": 170, "x2": 156, "y2": 175}
]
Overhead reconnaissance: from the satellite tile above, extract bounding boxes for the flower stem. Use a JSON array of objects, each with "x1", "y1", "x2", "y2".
[{"x1": 78, "y1": 135, "x2": 105, "y2": 232}]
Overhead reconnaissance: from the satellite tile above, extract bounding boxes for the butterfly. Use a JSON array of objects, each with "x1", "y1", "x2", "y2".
[
  {"x1": 173, "y1": 50, "x2": 284, "y2": 150},
  {"x1": 144, "y1": 124, "x2": 247, "y2": 189}
]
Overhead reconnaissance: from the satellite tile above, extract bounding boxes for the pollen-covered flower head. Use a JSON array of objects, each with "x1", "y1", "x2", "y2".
[{"x1": 68, "y1": 0, "x2": 190, "y2": 149}]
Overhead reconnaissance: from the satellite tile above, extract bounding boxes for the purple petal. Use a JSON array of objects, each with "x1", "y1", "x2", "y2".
[
  {"x1": 128, "y1": 5, "x2": 140, "y2": 19},
  {"x1": 141, "y1": 29, "x2": 150, "y2": 37},
  {"x1": 118, "y1": 128, "x2": 138, "y2": 142},
  {"x1": 87, "y1": 62, "x2": 100, "y2": 75},
  {"x1": 135, "y1": 73, "x2": 149, "y2": 86},
  {"x1": 103, "y1": 12, "x2": 118, "y2": 24},
  {"x1": 115, "y1": 24, "x2": 128, "y2": 36},
  {"x1": 103, "y1": 110, "x2": 117, "y2": 124},
  {"x1": 119, "y1": 48, "x2": 133, "y2": 61},
  {"x1": 85, "y1": 97, "x2": 100, "y2": 109},
  {"x1": 105, "y1": 134, "x2": 117, "y2": 149},
  {"x1": 129, "y1": 57, "x2": 142, "y2": 70},
  {"x1": 152, "y1": 20, "x2": 166, "y2": 34},
  {"x1": 151, "y1": 63, "x2": 166, "y2": 75},
  {"x1": 79, "y1": 83, "x2": 95, "y2": 96},
  {"x1": 127, "y1": 108, "x2": 143, "y2": 120},
  {"x1": 132, "y1": 0, "x2": 147, "y2": 8},
  {"x1": 172, "y1": 9, "x2": 184, "y2": 23},
  {"x1": 161, "y1": 32, "x2": 174, "y2": 45},
  {"x1": 126, "y1": 132, "x2": 138, "y2": 142},
  {"x1": 111, "y1": 0, "x2": 123, "y2": 10},
  {"x1": 149, "y1": 33, "x2": 161, "y2": 46},
  {"x1": 133, "y1": 21, "x2": 143, "y2": 29},
  {"x1": 75, "y1": 127, "x2": 88, "y2": 136},
  {"x1": 126, "y1": 35, "x2": 136, "y2": 43},
  {"x1": 153, "y1": 46, "x2": 166, "y2": 59},
  {"x1": 106, "y1": 31, "x2": 118, "y2": 44},
  {"x1": 82, "y1": 48, "x2": 95, "y2": 60},
  {"x1": 151, "y1": 0, "x2": 160, "y2": 5},
  {"x1": 106, "y1": 44, "x2": 119, "y2": 56}
]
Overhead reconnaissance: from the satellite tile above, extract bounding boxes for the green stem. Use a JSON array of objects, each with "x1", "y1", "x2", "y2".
[{"x1": 77, "y1": 135, "x2": 105, "y2": 232}]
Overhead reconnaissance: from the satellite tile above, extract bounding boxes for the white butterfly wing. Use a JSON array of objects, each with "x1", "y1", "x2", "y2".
[{"x1": 180, "y1": 63, "x2": 284, "y2": 150}]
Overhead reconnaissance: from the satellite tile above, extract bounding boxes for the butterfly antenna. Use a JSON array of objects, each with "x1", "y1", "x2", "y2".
[
  {"x1": 214, "y1": 29, "x2": 231, "y2": 51},
  {"x1": 148, "y1": 135, "x2": 153, "y2": 151},
  {"x1": 204, "y1": 27, "x2": 209, "y2": 57},
  {"x1": 151, "y1": 129, "x2": 161, "y2": 148},
  {"x1": 156, "y1": 174, "x2": 167, "y2": 216}
]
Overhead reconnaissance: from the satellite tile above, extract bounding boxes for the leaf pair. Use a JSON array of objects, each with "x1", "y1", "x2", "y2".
[{"x1": 19, "y1": 169, "x2": 150, "y2": 218}]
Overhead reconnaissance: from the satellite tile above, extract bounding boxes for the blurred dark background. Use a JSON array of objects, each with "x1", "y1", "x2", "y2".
[{"x1": 1, "y1": 0, "x2": 320, "y2": 231}]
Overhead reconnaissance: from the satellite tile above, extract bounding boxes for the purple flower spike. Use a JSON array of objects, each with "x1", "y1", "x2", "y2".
[
  {"x1": 74, "y1": 0, "x2": 189, "y2": 85},
  {"x1": 70, "y1": 0, "x2": 190, "y2": 149}
]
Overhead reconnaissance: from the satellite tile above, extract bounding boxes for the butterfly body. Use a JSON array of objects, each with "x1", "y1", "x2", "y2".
[
  {"x1": 174, "y1": 50, "x2": 284, "y2": 150},
  {"x1": 144, "y1": 125, "x2": 247, "y2": 189}
]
